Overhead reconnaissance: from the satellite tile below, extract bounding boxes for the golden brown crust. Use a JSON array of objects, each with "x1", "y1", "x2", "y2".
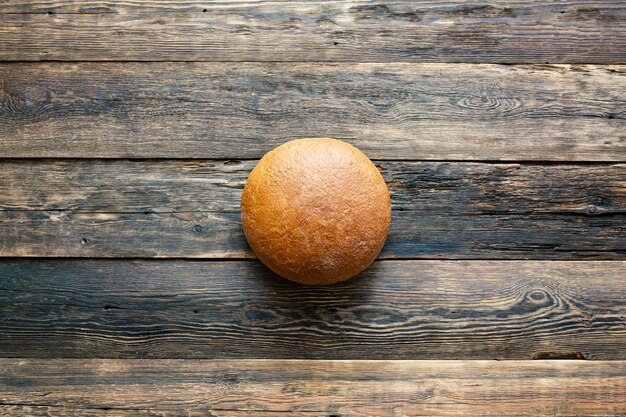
[{"x1": 241, "y1": 138, "x2": 391, "y2": 285}]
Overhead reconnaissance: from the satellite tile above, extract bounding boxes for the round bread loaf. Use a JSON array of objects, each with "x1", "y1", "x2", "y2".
[{"x1": 241, "y1": 138, "x2": 391, "y2": 285}]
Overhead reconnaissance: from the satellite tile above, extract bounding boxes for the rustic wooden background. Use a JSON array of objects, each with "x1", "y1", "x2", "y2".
[{"x1": 1, "y1": 1, "x2": 625, "y2": 416}]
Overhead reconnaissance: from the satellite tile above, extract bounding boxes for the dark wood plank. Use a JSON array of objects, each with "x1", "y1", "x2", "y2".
[
  {"x1": 0, "y1": 160, "x2": 624, "y2": 259},
  {"x1": 4, "y1": 160, "x2": 625, "y2": 214},
  {"x1": 0, "y1": 1, "x2": 625, "y2": 62},
  {"x1": 1, "y1": 63, "x2": 624, "y2": 160},
  {"x1": 1, "y1": 359, "x2": 625, "y2": 416},
  {"x1": 1, "y1": 259, "x2": 624, "y2": 359}
]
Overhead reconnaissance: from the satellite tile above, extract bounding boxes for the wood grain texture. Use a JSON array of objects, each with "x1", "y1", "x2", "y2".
[
  {"x1": 0, "y1": 160, "x2": 624, "y2": 259},
  {"x1": 0, "y1": 1, "x2": 625, "y2": 62},
  {"x1": 1, "y1": 63, "x2": 624, "y2": 160},
  {"x1": 1, "y1": 359, "x2": 625, "y2": 416},
  {"x1": 1, "y1": 259, "x2": 625, "y2": 359}
]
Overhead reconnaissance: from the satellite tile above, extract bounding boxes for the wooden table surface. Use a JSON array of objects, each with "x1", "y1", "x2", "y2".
[{"x1": 1, "y1": 1, "x2": 625, "y2": 416}]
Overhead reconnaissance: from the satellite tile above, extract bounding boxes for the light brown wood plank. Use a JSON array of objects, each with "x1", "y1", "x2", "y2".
[
  {"x1": 0, "y1": 1, "x2": 625, "y2": 62},
  {"x1": 1, "y1": 359, "x2": 625, "y2": 416},
  {"x1": 1, "y1": 260, "x2": 625, "y2": 359},
  {"x1": 0, "y1": 408, "x2": 324, "y2": 417},
  {"x1": 1, "y1": 63, "x2": 624, "y2": 160},
  {"x1": 0, "y1": 160, "x2": 624, "y2": 259}
]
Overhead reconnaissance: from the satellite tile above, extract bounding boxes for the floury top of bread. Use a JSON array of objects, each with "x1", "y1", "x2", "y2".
[{"x1": 241, "y1": 138, "x2": 391, "y2": 285}]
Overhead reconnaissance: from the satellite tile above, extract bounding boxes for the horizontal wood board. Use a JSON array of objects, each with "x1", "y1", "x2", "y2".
[
  {"x1": 1, "y1": 359, "x2": 625, "y2": 416},
  {"x1": 1, "y1": 260, "x2": 625, "y2": 359},
  {"x1": 1, "y1": 63, "x2": 624, "y2": 160},
  {"x1": 0, "y1": 1, "x2": 625, "y2": 62},
  {"x1": 1, "y1": 160, "x2": 624, "y2": 259}
]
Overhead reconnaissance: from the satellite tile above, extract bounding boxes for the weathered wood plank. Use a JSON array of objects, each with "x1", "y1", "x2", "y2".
[
  {"x1": 0, "y1": 408, "x2": 326, "y2": 417},
  {"x1": 0, "y1": 160, "x2": 624, "y2": 258},
  {"x1": 0, "y1": 1, "x2": 625, "y2": 62},
  {"x1": 1, "y1": 63, "x2": 624, "y2": 160},
  {"x1": 3, "y1": 210, "x2": 624, "y2": 258},
  {"x1": 1, "y1": 359, "x2": 625, "y2": 416},
  {"x1": 3, "y1": 160, "x2": 625, "y2": 214},
  {"x1": 1, "y1": 260, "x2": 624, "y2": 359}
]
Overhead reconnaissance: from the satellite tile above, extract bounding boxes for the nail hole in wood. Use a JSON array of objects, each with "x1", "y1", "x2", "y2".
[
  {"x1": 532, "y1": 351, "x2": 585, "y2": 360},
  {"x1": 203, "y1": 9, "x2": 207, "y2": 13}
]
